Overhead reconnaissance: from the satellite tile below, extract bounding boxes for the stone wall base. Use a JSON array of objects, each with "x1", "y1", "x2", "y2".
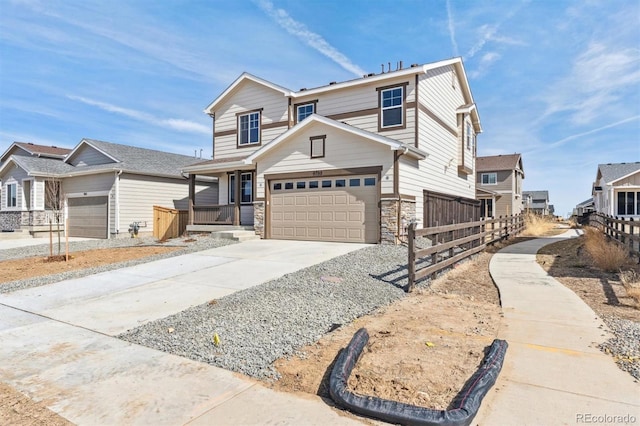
[
  {"x1": 380, "y1": 197, "x2": 416, "y2": 244},
  {"x1": 253, "y1": 201, "x2": 265, "y2": 238}
]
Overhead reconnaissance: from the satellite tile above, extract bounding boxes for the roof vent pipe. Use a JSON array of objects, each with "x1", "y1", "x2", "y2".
[{"x1": 381, "y1": 64, "x2": 385, "y2": 73}]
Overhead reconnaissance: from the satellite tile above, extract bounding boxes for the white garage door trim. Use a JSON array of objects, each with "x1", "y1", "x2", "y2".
[
  {"x1": 268, "y1": 174, "x2": 379, "y2": 243},
  {"x1": 67, "y1": 195, "x2": 109, "y2": 239}
]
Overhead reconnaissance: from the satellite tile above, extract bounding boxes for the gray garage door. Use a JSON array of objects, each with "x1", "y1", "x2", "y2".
[
  {"x1": 67, "y1": 196, "x2": 108, "y2": 238},
  {"x1": 270, "y1": 175, "x2": 379, "y2": 243}
]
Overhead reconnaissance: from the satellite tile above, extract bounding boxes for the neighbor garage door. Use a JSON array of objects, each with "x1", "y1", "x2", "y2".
[
  {"x1": 67, "y1": 196, "x2": 108, "y2": 238},
  {"x1": 269, "y1": 175, "x2": 379, "y2": 243}
]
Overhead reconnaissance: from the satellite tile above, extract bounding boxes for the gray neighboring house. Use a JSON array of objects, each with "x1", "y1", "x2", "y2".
[
  {"x1": 475, "y1": 153, "x2": 524, "y2": 217},
  {"x1": 574, "y1": 198, "x2": 595, "y2": 216},
  {"x1": 0, "y1": 139, "x2": 217, "y2": 238},
  {"x1": 592, "y1": 162, "x2": 640, "y2": 218},
  {"x1": 523, "y1": 190, "x2": 550, "y2": 215}
]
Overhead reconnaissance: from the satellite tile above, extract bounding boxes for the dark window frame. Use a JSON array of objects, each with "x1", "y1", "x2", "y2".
[
  {"x1": 229, "y1": 172, "x2": 254, "y2": 204},
  {"x1": 310, "y1": 135, "x2": 326, "y2": 159},
  {"x1": 236, "y1": 109, "x2": 262, "y2": 148},
  {"x1": 377, "y1": 82, "x2": 409, "y2": 131}
]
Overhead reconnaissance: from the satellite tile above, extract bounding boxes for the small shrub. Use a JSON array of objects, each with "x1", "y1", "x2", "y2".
[{"x1": 583, "y1": 227, "x2": 630, "y2": 272}]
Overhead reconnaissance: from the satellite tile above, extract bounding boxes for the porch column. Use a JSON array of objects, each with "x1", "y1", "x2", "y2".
[
  {"x1": 234, "y1": 170, "x2": 241, "y2": 226},
  {"x1": 188, "y1": 174, "x2": 195, "y2": 225}
]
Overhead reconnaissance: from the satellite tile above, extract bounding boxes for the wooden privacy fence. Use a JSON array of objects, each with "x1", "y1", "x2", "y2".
[
  {"x1": 153, "y1": 205, "x2": 188, "y2": 240},
  {"x1": 587, "y1": 213, "x2": 640, "y2": 256},
  {"x1": 407, "y1": 214, "x2": 524, "y2": 292}
]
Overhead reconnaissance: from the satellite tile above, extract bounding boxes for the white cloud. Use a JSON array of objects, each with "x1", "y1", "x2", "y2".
[
  {"x1": 468, "y1": 51, "x2": 501, "y2": 79},
  {"x1": 255, "y1": 0, "x2": 365, "y2": 77},
  {"x1": 445, "y1": 0, "x2": 459, "y2": 57},
  {"x1": 466, "y1": 1, "x2": 528, "y2": 59},
  {"x1": 67, "y1": 95, "x2": 210, "y2": 135},
  {"x1": 539, "y1": 42, "x2": 640, "y2": 125}
]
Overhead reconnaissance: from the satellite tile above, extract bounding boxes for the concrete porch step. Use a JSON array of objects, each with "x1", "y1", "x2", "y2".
[{"x1": 210, "y1": 230, "x2": 260, "y2": 242}]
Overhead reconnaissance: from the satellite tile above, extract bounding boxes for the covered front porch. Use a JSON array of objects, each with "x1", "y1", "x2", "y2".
[{"x1": 184, "y1": 156, "x2": 256, "y2": 232}]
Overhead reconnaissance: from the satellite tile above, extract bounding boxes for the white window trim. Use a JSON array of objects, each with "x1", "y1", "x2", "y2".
[
  {"x1": 5, "y1": 182, "x2": 18, "y2": 210},
  {"x1": 238, "y1": 111, "x2": 260, "y2": 146},
  {"x1": 380, "y1": 86, "x2": 404, "y2": 128},
  {"x1": 296, "y1": 103, "x2": 315, "y2": 123},
  {"x1": 481, "y1": 173, "x2": 497, "y2": 185}
]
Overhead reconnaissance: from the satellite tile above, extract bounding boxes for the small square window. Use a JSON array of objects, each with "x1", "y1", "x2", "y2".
[
  {"x1": 296, "y1": 182, "x2": 306, "y2": 189},
  {"x1": 322, "y1": 180, "x2": 332, "y2": 188},
  {"x1": 273, "y1": 183, "x2": 282, "y2": 190},
  {"x1": 335, "y1": 179, "x2": 345, "y2": 187},
  {"x1": 285, "y1": 182, "x2": 294, "y2": 190},
  {"x1": 309, "y1": 181, "x2": 319, "y2": 189},
  {"x1": 349, "y1": 178, "x2": 361, "y2": 187},
  {"x1": 364, "y1": 178, "x2": 376, "y2": 186}
]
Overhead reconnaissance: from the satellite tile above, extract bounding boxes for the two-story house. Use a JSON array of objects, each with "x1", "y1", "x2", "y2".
[
  {"x1": 592, "y1": 162, "x2": 640, "y2": 218},
  {"x1": 183, "y1": 58, "x2": 482, "y2": 243},
  {"x1": 523, "y1": 190, "x2": 551, "y2": 215},
  {"x1": 475, "y1": 153, "x2": 524, "y2": 218}
]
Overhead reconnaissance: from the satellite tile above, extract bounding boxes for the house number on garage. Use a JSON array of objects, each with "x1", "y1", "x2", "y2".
[{"x1": 312, "y1": 170, "x2": 323, "y2": 176}]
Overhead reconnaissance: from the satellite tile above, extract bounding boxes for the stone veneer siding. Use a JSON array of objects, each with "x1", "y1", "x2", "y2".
[
  {"x1": 253, "y1": 201, "x2": 265, "y2": 238},
  {"x1": 0, "y1": 212, "x2": 21, "y2": 231},
  {"x1": 380, "y1": 197, "x2": 416, "y2": 244}
]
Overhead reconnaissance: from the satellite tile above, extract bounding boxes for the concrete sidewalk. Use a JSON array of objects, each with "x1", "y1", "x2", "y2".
[
  {"x1": 0, "y1": 239, "x2": 367, "y2": 425},
  {"x1": 476, "y1": 229, "x2": 640, "y2": 425}
]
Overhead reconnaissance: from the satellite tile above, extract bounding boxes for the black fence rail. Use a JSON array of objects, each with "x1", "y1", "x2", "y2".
[
  {"x1": 587, "y1": 213, "x2": 640, "y2": 256},
  {"x1": 407, "y1": 214, "x2": 525, "y2": 292}
]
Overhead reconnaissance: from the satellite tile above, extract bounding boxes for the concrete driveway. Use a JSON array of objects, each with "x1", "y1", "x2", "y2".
[{"x1": 0, "y1": 239, "x2": 368, "y2": 425}]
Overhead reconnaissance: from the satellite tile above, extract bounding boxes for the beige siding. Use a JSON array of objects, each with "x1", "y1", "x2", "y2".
[
  {"x1": 118, "y1": 174, "x2": 217, "y2": 235},
  {"x1": 67, "y1": 146, "x2": 114, "y2": 166},
  {"x1": 616, "y1": 173, "x2": 640, "y2": 186},
  {"x1": 214, "y1": 80, "x2": 289, "y2": 159},
  {"x1": 1, "y1": 165, "x2": 29, "y2": 210},
  {"x1": 295, "y1": 76, "x2": 416, "y2": 145},
  {"x1": 412, "y1": 68, "x2": 475, "y2": 203},
  {"x1": 256, "y1": 122, "x2": 394, "y2": 199}
]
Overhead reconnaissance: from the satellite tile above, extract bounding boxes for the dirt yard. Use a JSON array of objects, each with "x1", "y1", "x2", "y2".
[{"x1": 2, "y1": 230, "x2": 638, "y2": 425}]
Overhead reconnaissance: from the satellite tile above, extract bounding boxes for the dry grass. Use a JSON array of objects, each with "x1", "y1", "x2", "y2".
[
  {"x1": 521, "y1": 213, "x2": 558, "y2": 237},
  {"x1": 620, "y1": 270, "x2": 640, "y2": 307},
  {"x1": 583, "y1": 226, "x2": 631, "y2": 272}
]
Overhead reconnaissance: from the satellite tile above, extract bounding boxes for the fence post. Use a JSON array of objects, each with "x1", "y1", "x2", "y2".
[
  {"x1": 630, "y1": 217, "x2": 635, "y2": 253},
  {"x1": 407, "y1": 222, "x2": 416, "y2": 293}
]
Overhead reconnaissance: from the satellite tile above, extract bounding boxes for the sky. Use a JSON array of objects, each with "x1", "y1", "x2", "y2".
[{"x1": 1, "y1": 0, "x2": 639, "y2": 217}]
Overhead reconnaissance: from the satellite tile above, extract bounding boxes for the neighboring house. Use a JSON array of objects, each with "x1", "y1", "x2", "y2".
[
  {"x1": 592, "y1": 162, "x2": 640, "y2": 218},
  {"x1": 0, "y1": 139, "x2": 217, "y2": 238},
  {"x1": 574, "y1": 198, "x2": 595, "y2": 217},
  {"x1": 475, "y1": 153, "x2": 524, "y2": 218},
  {"x1": 183, "y1": 57, "x2": 482, "y2": 243},
  {"x1": 523, "y1": 190, "x2": 550, "y2": 215}
]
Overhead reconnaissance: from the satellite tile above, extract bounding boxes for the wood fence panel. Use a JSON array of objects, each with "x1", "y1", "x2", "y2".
[{"x1": 153, "y1": 205, "x2": 188, "y2": 240}]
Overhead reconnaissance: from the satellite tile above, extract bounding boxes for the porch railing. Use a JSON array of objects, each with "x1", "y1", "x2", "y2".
[{"x1": 193, "y1": 204, "x2": 235, "y2": 225}]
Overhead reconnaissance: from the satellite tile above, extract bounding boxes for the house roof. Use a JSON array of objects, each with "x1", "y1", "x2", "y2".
[
  {"x1": 1, "y1": 142, "x2": 72, "y2": 163},
  {"x1": 182, "y1": 155, "x2": 254, "y2": 174},
  {"x1": 243, "y1": 114, "x2": 427, "y2": 164},
  {"x1": 476, "y1": 154, "x2": 523, "y2": 174},
  {"x1": 597, "y1": 162, "x2": 640, "y2": 185},
  {"x1": 204, "y1": 58, "x2": 481, "y2": 133},
  {"x1": 1, "y1": 139, "x2": 207, "y2": 180},
  {"x1": 523, "y1": 190, "x2": 549, "y2": 201},
  {"x1": 576, "y1": 198, "x2": 594, "y2": 208},
  {"x1": 62, "y1": 139, "x2": 204, "y2": 178}
]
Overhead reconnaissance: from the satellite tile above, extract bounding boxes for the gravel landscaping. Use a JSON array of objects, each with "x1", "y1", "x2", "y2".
[
  {"x1": 599, "y1": 316, "x2": 640, "y2": 381},
  {"x1": 0, "y1": 235, "x2": 236, "y2": 294},
  {"x1": 118, "y1": 244, "x2": 414, "y2": 380}
]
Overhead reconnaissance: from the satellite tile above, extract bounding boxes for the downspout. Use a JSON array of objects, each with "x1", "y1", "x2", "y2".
[
  {"x1": 115, "y1": 170, "x2": 123, "y2": 237},
  {"x1": 396, "y1": 146, "x2": 411, "y2": 242}
]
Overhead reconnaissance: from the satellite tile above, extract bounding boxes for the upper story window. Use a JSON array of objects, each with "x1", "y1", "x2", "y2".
[
  {"x1": 481, "y1": 173, "x2": 497, "y2": 185},
  {"x1": 297, "y1": 103, "x2": 315, "y2": 123},
  {"x1": 238, "y1": 111, "x2": 260, "y2": 146},
  {"x1": 466, "y1": 123, "x2": 473, "y2": 151},
  {"x1": 380, "y1": 86, "x2": 403, "y2": 128},
  {"x1": 6, "y1": 183, "x2": 17, "y2": 208}
]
